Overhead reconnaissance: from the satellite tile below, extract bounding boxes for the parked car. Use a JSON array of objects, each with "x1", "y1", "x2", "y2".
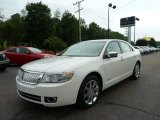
[
  {"x1": 4, "y1": 46, "x2": 53, "y2": 65},
  {"x1": 16, "y1": 39, "x2": 141, "y2": 108},
  {"x1": 134, "y1": 46, "x2": 144, "y2": 54},
  {"x1": 139, "y1": 46, "x2": 150, "y2": 54},
  {"x1": 151, "y1": 47, "x2": 159, "y2": 52},
  {"x1": 157, "y1": 47, "x2": 160, "y2": 51},
  {"x1": 0, "y1": 52, "x2": 9, "y2": 71}
]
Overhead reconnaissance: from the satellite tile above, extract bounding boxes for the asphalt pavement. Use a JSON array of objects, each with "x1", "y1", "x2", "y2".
[{"x1": 0, "y1": 52, "x2": 160, "y2": 120}]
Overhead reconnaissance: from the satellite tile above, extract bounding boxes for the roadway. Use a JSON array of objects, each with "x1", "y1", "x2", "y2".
[{"x1": 0, "y1": 52, "x2": 160, "y2": 120}]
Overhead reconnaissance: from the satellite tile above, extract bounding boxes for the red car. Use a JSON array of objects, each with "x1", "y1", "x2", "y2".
[{"x1": 4, "y1": 46, "x2": 53, "y2": 64}]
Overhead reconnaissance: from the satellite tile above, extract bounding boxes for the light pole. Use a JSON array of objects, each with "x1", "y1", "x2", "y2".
[
  {"x1": 108, "y1": 3, "x2": 116, "y2": 39},
  {"x1": 134, "y1": 17, "x2": 140, "y2": 43}
]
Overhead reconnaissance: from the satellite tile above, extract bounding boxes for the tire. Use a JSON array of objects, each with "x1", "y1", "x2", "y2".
[
  {"x1": 76, "y1": 75, "x2": 101, "y2": 108},
  {"x1": 131, "y1": 62, "x2": 140, "y2": 80},
  {"x1": 0, "y1": 66, "x2": 7, "y2": 71}
]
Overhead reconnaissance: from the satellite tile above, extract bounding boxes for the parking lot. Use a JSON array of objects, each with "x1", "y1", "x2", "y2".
[{"x1": 0, "y1": 52, "x2": 160, "y2": 120}]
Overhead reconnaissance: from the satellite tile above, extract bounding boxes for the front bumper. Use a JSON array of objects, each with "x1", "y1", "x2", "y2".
[
  {"x1": 16, "y1": 75, "x2": 82, "y2": 107},
  {"x1": 0, "y1": 59, "x2": 10, "y2": 68}
]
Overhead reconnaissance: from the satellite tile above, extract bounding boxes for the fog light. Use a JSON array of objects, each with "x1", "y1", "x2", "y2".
[{"x1": 44, "y1": 97, "x2": 57, "y2": 103}]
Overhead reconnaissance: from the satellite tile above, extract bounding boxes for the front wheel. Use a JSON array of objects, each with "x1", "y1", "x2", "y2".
[
  {"x1": 76, "y1": 75, "x2": 101, "y2": 108},
  {"x1": 0, "y1": 66, "x2": 7, "y2": 71},
  {"x1": 131, "y1": 62, "x2": 140, "y2": 80}
]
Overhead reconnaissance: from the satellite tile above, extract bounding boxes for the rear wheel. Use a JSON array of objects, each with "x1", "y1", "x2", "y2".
[
  {"x1": 76, "y1": 75, "x2": 101, "y2": 108},
  {"x1": 131, "y1": 62, "x2": 140, "y2": 80}
]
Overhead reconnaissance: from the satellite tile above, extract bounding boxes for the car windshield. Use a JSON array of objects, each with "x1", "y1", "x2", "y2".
[
  {"x1": 27, "y1": 47, "x2": 42, "y2": 53},
  {"x1": 60, "y1": 41, "x2": 106, "y2": 57}
]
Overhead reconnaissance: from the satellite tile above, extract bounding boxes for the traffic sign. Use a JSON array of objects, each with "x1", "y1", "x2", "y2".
[{"x1": 120, "y1": 16, "x2": 135, "y2": 28}]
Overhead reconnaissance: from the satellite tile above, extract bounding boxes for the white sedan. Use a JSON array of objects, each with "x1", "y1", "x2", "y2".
[{"x1": 16, "y1": 39, "x2": 141, "y2": 108}]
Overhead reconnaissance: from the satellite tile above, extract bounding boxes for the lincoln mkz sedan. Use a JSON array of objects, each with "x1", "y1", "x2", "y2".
[{"x1": 16, "y1": 39, "x2": 141, "y2": 108}]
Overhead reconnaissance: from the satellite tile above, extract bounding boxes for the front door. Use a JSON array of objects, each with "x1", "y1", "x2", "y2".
[{"x1": 103, "y1": 41, "x2": 126, "y2": 84}]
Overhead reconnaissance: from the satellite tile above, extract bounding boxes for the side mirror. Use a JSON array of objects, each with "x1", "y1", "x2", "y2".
[{"x1": 105, "y1": 52, "x2": 118, "y2": 58}]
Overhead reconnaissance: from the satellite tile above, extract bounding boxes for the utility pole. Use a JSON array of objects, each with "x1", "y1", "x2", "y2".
[
  {"x1": 134, "y1": 26, "x2": 135, "y2": 43},
  {"x1": 134, "y1": 17, "x2": 140, "y2": 44},
  {"x1": 73, "y1": 0, "x2": 84, "y2": 42},
  {"x1": 108, "y1": 3, "x2": 116, "y2": 39}
]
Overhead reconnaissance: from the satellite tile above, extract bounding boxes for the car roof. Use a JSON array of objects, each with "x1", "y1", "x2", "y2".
[
  {"x1": 83, "y1": 39, "x2": 125, "y2": 42},
  {"x1": 7, "y1": 46, "x2": 35, "y2": 49}
]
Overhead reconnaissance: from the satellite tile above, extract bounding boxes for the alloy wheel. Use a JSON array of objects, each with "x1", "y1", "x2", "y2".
[{"x1": 84, "y1": 80, "x2": 100, "y2": 105}]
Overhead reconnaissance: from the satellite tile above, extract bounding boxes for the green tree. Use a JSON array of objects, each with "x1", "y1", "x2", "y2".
[
  {"x1": 157, "y1": 41, "x2": 160, "y2": 47},
  {"x1": 0, "y1": 3, "x2": 136, "y2": 49},
  {"x1": 25, "y1": 2, "x2": 53, "y2": 48},
  {"x1": 43, "y1": 36, "x2": 67, "y2": 52},
  {"x1": 0, "y1": 10, "x2": 4, "y2": 20},
  {"x1": 110, "y1": 31, "x2": 127, "y2": 40},
  {"x1": 136, "y1": 39, "x2": 148, "y2": 46},
  {"x1": 101, "y1": 28, "x2": 108, "y2": 39},
  {"x1": 60, "y1": 11, "x2": 79, "y2": 46},
  {"x1": 0, "y1": 13, "x2": 26, "y2": 46},
  {"x1": 88, "y1": 22, "x2": 102, "y2": 39},
  {"x1": 148, "y1": 38, "x2": 157, "y2": 47},
  {"x1": 0, "y1": 20, "x2": 4, "y2": 40},
  {"x1": 10, "y1": 13, "x2": 26, "y2": 45},
  {"x1": 21, "y1": 9, "x2": 26, "y2": 17},
  {"x1": 81, "y1": 19, "x2": 88, "y2": 41},
  {"x1": 54, "y1": 9, "x2": 61, "y2": 19},
  {"x1": 52, "y1": 9, "x2": 62, "y2": 38},
  {"x1": 130, "y1": 41, "x2": 136, "y2": 46},
  {"x1": 52, "y1": 17, "x2": 61, "y2": 37}
]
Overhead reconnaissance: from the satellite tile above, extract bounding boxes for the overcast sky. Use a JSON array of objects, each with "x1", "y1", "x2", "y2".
[{"x1": 0, "y1": 0, "x2": 160, "y2": 41}]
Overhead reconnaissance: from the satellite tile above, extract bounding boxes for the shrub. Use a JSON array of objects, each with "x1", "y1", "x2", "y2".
[{"x1": 43, "y1": 36, "x2": 67, "y2": 53}]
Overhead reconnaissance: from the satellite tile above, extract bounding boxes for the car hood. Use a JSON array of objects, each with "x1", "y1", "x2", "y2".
[{"x1": 21, "y1": 56, "x2": 96, "y2": 73}]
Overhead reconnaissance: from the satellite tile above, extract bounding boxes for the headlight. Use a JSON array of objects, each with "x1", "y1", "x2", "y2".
[
  {"x1": 44, "y1": 55, "x2": 53, "y2": 58},
  {"x1": 40, "y1": 72, "x2": 74, "y2": 83},
  {"x1": 2, "y1": 54, "x2": 6, "y2": 59}
]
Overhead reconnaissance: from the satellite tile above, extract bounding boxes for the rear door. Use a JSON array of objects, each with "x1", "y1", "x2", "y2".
[{"x1": 119, "y1": 41, "x2": 136, "y2": 75}]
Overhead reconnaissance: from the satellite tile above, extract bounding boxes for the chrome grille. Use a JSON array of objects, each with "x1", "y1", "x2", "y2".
[
  {"x1": 18, "y1": 69, "x2": 23, "y2": 80},
  {"x1": 17, "y1": 69, "x2": 43, "y2": 85}
]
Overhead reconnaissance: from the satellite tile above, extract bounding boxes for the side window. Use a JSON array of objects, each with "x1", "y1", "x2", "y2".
[
  {"x1": 119, "y1": 42, "x2": 132, "y2": 53},
  {"x1": 7, "y1": 48, "x2": 17, "y2": 53},
  {"x1": 106, "y1": 41, "x2": 121, "y2": 54},
  {"x1": 18, "y1": 48, "x2": 30, "y2": 54}
]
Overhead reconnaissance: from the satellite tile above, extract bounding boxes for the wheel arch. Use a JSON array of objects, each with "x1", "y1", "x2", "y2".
[
  {"x1": 83, "y1": 71, "x2": 103, "y2": 91},
  {"x1": 136, "y1": 60, "x2": 141, "y2": 67},
  {"x1": 34, "y1": 58, "x2": 40, "y2": 61},
  {"x1": 76, "y1": 71, "x2": 103, "y2": 108}
]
